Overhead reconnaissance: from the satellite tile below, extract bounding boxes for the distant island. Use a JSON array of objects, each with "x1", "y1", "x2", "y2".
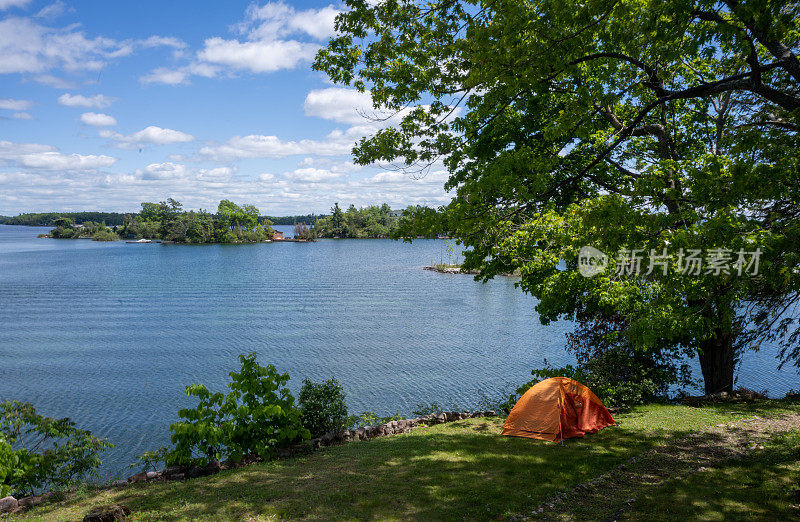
[
  {"x1": 43, "y1": 199, "x2": 292, "y2": 244},
  {"x1": 3, "y1": 200, "x2": 433, "y2": 243},
  {"x1": 314, "y1": 203, "x2": 401, "y2": 239}
]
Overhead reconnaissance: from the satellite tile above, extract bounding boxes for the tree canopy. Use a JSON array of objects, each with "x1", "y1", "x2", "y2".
[{"x1": 316, "y1": 0, "x2": 800, "y2": 393}]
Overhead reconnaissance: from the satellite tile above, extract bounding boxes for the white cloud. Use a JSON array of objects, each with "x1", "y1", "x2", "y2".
[
  {"x1": 0, "y1": 17, "x2": 125, "y2": 74},
  {"x1": 58, "y1": 93, "x2": 114, "y2": 108},
  {"x1": 11, "y1": 112, "x2": 33, "y2": 120},
  {"x1": 32, "y1": 74, "x2": 74, "y2": 88},
  {"x1": 138, "y1": 35, "x2": 186, "y2": 50},
  {"x1": 0, "y1": 0, "x2": 30, "y2": 10},
  {"x1": 0, "y1": 98, "x2": 32, "y2": 111},
  {"x1": 240, "y1": 2, "x2": 341, "y2": 41},
  {"x1": 80, "y1": 112, "x2": 116, "y2": 126},
  {"x1": 19, "y1": 151, "x2": 117, "y2": 170},
  {"x1": 36, "y1": 1, "x2": 68, "y2": 19},
  {"x1": 197, "y1": 166, "x2": 234, "y2": 181},
  {"x1": 0, "y1": 139, "x2": 117, "y2": 171},
  {"x1": 137, "y1": 162, "x2": 188, "y2": 180},
  {"x1": 140, "y1": 2, "x2": 340, "y2": 84},
  {"x1": 199, "y1": 132, "x2": 353, "y2": 161},
  {"x1": 100, "y1": 126, "x2": 195, "y2": 148},
  {"x1": 284, "y1": 167, "x2": 344, "y2": 183},
  {"x1": 197, "y1": 37, "x2": 318, "y2": 74},
  {"x1": 0, "y1": 16, "x2": 190, "y2": 78},
  {"x1": 304, "y1": 87, "x2": 376, "y2": 125},
  {"x1": 140, "y1": 62, "x2": 218, "y2": 85}
]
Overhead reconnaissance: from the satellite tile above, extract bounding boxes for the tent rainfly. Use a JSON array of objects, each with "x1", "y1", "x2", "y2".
[{"x1": 502, "y1": 377, "x2": 615, "y2": 442}]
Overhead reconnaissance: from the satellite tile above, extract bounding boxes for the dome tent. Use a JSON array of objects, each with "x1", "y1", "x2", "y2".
[{"x1": 502, "y1": 377, "x2": 615, "y2": 442}]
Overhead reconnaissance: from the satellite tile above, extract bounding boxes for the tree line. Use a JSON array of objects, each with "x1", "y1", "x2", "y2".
[
  {"x1": 314, "y1": 203, "x2": 401, "y2": 238},
  {"x1": 48, "y1": 199, "x2": 276, "y2": 244}
]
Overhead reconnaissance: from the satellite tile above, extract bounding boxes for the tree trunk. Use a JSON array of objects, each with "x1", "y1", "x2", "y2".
[{"x1": 697, "y1": 330, "x2": 735, "y2": 394}]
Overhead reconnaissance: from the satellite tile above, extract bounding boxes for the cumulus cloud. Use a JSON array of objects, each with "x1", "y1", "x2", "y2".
[
  {"x1": 80, "y1": 112, "x2": 116, "y2": 126},
  {"x1": 0, "y1": 139, "x2": 117, "y2": 171},
  {"x1": 0, "y1": 16, "x2": 188, "y2": 78},
  {"x1": 58, "y1": 93, "x2": 114, "y2": 108},
  {"x1": 137, "y1": 161, "x2": 188, "y2": 180},
  {"x1": 197, "y1": 38, "x2": 318, "y2": 73},
  {"x1": 199, "y1": 131, "x2": 356, "y2": 161},
  {"x1": 0, "y1": 98, "x2": 32, "y2": 111},
  {"x1": 140, "y1": 62, "x2": 218, "y2": 85},
  {"x1": 284, "y1": 167, "x2": 345, "y2": 183},
  {"x1": 303, "y1": 88, "x2": 377, "y2": 125},
  {"x1": 141, "y1": 2, "x2": 341, "y2": 84},
  {"x1": 100, "y1": 125, "x2": 195, "y2": 148}
]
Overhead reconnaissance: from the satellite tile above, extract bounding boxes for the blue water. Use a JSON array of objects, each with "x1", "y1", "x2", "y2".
[{"x1": 0, "y1": 224, "x2": 795, "y2": 478}]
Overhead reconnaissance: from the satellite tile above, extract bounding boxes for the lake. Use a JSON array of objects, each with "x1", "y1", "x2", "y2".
[{"x1": 0, "y1": 224, "x2": 795, "y2": 479}]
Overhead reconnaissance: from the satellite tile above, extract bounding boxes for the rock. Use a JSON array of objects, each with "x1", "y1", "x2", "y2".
[
  {"x1": 355, "y1": 427, "x2": 367, "y2": 440},
  {"x1": 185, "y1": 467, "x2": 202, "y2": 479},
  {"x1": 146, "y1": 470, "x2": 162, "y2": 481},
  {"x1": 310, "y1": 437, "x2": 322, "y2": 449},
  {"x1": 0, "y1": 496, "x2": 19, "y2": 513},
  {"x1": 82, "y1": 504, "x2": 131, "y2": 521},
  {"x1": 127, "y1": 471, "x2": 147, "y2": 483},
  {"x1": 112, "y1": 480, "x2": 128, "y2": 487},
  {"x1": 19, "y1": 495, "x2": 43, "y2": 508},
  {"x1": 202, "y1": 460, "x2": 221, "y2": 475}
]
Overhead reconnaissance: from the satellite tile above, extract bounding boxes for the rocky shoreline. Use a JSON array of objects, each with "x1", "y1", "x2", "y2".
[
  {"x1": 117, "y1": 410, "x2": 496, "y2": 487},
  {"x1": 2, "y1": 411, "x2": 492, "y2": 517}
]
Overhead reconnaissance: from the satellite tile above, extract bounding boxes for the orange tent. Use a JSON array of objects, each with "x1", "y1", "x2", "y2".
[{"x1": 502, "y1": 377, "x2": 615, "y2": 442}]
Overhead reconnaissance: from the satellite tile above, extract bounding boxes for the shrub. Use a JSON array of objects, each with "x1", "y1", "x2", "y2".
[
  {"x1": 92, "y1": 229, "x2": 120, "y2": 241},
  {"x1": 0, "y1": 401, "x2": 112, "y2": 496},
  {"x1": 166, "y1": 353, "x2": 308, "y2": 467},
  {"x1": 411, "y1": 402, "x2": 445, "y2": 416},
  {"x1": 298, "y1": 378, "x2": 348, "y2": 438},
  {"x1": 346, "y1": 411, "x2": 404, "y2": 429}
]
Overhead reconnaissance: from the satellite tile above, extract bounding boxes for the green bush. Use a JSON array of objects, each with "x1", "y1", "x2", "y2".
[
  {"x1": 91, "y1": 229, "x2": 120, "y2": 241},
  {"x1": 298, "y1": 378, "x2": 348, "y2": 438},
  {"x1": 411, "y1": 402, "x2": 445, "y2": 416},
  {"x1": 346, "y1": 411, "x2": 404, "y2": 429},
  {"x1": 166, "y1": 353, "x2": 308, "y2": 467},
  {"x1": 0, "y1": 401, "x2": 112, "y2": 497}
]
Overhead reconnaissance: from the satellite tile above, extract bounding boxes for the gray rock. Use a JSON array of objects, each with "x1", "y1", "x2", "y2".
[
  {"x1": 145, "y1": 470, "x2": 162, "y2": 480},
  {"x1": 0, "y1": 496, "x2": 19, "y2": 513},
  {"x1": 355, "y1": 427, "x2": 367, "y2": 440},
  {"x1": 19, "y1": 495, "x2": 43, "y2": 507},
  {"x1": 127, "y1": 471, "x2": 147, "y2": 483},
  {"x1": 112, "y1": 480, "x2": 128, "y2": 487}
]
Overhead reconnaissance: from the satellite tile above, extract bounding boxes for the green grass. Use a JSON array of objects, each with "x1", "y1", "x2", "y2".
[
  {"x1": 15, "y1": 401, "x2": 800, "y2": 521},
  {"x1": 624, "y1": 429, "x2": 800, "y2": 521}
]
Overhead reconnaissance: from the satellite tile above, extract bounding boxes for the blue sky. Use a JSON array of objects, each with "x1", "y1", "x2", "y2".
[{"x1": 0, "y1": 0, "x2": 451, "y2": 215}]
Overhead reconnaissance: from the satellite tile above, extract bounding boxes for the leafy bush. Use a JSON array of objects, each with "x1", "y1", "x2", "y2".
[
  {"x1": 298, "y1": 378, "x2": 348, "y2": 438},
  {"x1": 92, "y1": 229, "x2": 120, "y2": 241},
  {"x1": 130, "y1": 447, "x2": 169, "y2": 474},
  {"x1": 411, "y1": 402, "x2": 445, "y2": 416},
  {"x1": 346, "y1": 411, "x2": 404, "y2": 429},
  {"x1": 166, "y1": 353, "x2": 308, "y2": 467},
  {"x1": 0, "y1": 401, "x2": 112, "y2": 496}
]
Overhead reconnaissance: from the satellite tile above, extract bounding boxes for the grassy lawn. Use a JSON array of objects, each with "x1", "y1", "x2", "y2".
[
  {"x1": 14, "y1": 401, "x2": 800, "y2": 521},
  {"x1": 624, "y1": 429, "x2": 800, "y2": 521}
]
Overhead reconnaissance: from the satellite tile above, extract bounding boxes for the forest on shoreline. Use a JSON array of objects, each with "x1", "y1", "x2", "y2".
[{"x1": 17, "y1": 200, "x2": 428, "y2": 242}]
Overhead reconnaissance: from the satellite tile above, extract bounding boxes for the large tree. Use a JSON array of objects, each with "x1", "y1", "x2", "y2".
[{"x1": 316, "y1": 0, "x2": 800, "y2": 393}]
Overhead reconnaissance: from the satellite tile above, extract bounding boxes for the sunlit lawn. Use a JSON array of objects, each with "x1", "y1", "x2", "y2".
[{"x1": 16, "y1": 401, "x2": 800, "y2": 521}]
